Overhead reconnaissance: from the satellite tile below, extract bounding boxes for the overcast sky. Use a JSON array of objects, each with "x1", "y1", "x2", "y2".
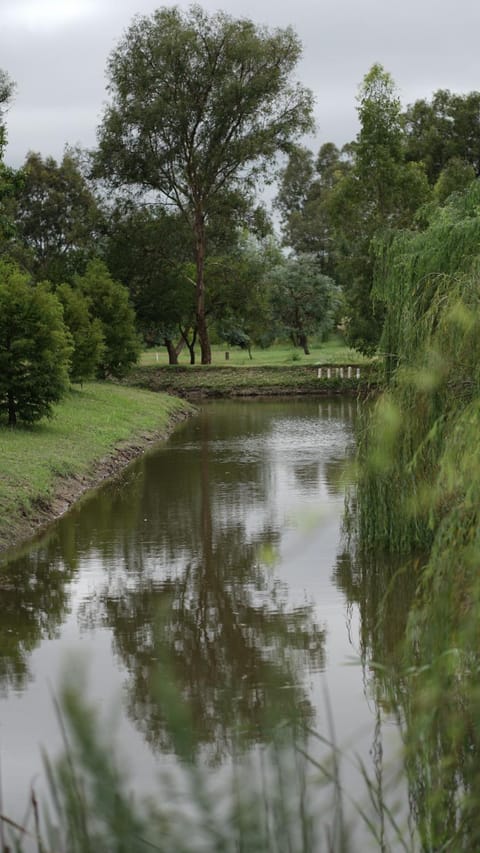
[{"x1": 2, "y1": 0, "x2": 480, "y2": 168}]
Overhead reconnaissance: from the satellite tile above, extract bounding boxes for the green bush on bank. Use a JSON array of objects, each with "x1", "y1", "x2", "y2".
[
  {"x1": 0, "y1": 262, "x2": 72, "y2": 426},
  {"x1": 0, "y1": 259, "x2": 141, "y2": 428}
]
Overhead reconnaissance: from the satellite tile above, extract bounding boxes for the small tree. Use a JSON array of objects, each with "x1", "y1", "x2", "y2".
[
  {"x1": 0, "y1": 262, "x2": 72, "y2": 426},
  {"x1": 74, "y1": 259, "x2": 140, "y2": 379},
  {"x1": 269, "y1": 255, "x2": 340, "y2": 354},
  {"x1": 56, "y1": 283, "x2": 105, "y2": 384},
  {"x1": 209, "y1": 233, "x2": 282, "y2": 356}
]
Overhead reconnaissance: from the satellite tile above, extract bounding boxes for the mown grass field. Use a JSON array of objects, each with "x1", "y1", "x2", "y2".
[
  {"x1": 0, "y1": 383, "x2": 192, "y2": 554},
  {"x1": 140, "y1": 338, "x2": 370, "y2": 367},
  {"x1": 132, "y1": 339, "x2": 374, "y2": 397}
]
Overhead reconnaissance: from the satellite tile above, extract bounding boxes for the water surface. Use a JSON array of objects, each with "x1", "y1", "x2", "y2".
[{"x1": 0, "y1": 398, "x2": 405, "y2": 842}]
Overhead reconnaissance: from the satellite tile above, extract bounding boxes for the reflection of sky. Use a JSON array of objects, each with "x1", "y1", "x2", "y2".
[
  {"x1": 0, "y1": 398, "x2": 405, "y2": 844},
  {"x1": 201, "y1": 406, "x2": 355, "y2": 540}
]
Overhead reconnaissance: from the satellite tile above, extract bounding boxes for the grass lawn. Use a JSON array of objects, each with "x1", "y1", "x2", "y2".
[
  {"x1": 140, "y1": 337, "x2": 369, "y2": 368},
  {"x1": 130, "y1": 339, "x2": 373, "y2": 397},
  {"x1": 0, "y1": 383, "x2": 192, "y2": 554}
]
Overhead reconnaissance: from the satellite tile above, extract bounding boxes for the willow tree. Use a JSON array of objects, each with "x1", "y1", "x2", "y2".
[
  {"x1": 95, "y1": 4, "x2": 314, "y2": 363},
  {"x1": 353, "y1": 181, "x2": 480, "y2": 852}
]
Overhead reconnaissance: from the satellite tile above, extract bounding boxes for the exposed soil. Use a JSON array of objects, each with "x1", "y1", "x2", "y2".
[{"x1": 0, "y1": 408, "x2": 193, "y2": 559}]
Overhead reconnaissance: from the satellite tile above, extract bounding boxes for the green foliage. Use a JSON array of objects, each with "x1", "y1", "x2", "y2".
[
  {"x1": 433, "y1": 156, "x2": 476, "y2": 204},
  {"x1": 11, "y1": 151, "x2": 101, "y2": 283},
  {"x1": 404, "y1": 89, "x2": 480, "y2": 183},
  {"x1": 353, "y1": 180, "x2": 480, "y2": 848},
  {"x1": 56, "y1": 284, "x2": 105, "y2": 384},
  {"x1": 95, "y1": 4, "x2": 314, "y2": 363},
  {"x1": 355, "y1": 63, "x2": 403, "y2": 189},
  {"x1": 0, "y1": 262, "x2": 72, "y2": 425},
  {"x1": 209, "y1": 232, "x2": 282, "y2": 352},
  {"x1": 74, "y1": 259, "x2": 140, "y2": 379},
  {"x1": 277, "y1": 65, "x2": 433, "y2": 357},
  {"x1": 268, "y1": 254, "x2": 341, "y2": 354},
  {"x1": 104, "y1": 203, "x2": 195, "y2": 356},
  {"x1": 275, "y1": 142, "x2": 348, "y2": 276},
  {"x1": 0, "y1": 69, "x2": 20, "y2": 253},
  {"x1": 330, "y1": 65, "x2": 431, "y2": 354},
  {"x1": 357, "y1": 182, "x2": 480, "y2": 553},
  {"x1": 97, "y1": 5, "x2": 314, "y2": 205},
  {"x1": 0, "y1": 67, "x2": 14, "y2": 155},
  {"x1": 0, "y1": 162, "x2": 20, "y2": 254}
]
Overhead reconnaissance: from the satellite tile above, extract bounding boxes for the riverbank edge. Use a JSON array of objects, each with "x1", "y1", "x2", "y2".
[
  {"x1": 0, "y1": 365, "x2": 375, "y2": 559},
  {"x1": 126, "y1": 363, "x2": 377, "y2": 398},
  {"x1": 0, "y1": 402, "x2": 195, "y2": 560}
]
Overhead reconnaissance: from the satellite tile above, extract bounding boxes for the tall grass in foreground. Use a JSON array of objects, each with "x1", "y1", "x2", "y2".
[{"x1": 2, "y1": 677, "x2": 413, "y2": 853}]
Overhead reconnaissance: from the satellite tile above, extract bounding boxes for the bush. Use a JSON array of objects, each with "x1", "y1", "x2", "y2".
[
  {"x1": 56, "y1": 283, "x2": 105, "y2": 384},
  {"x1": 75, "y1": 259, "x2": 140, "y2": 379},
  {"x1": 0, "y1": 262, "x2": 72, "y2": 425}
]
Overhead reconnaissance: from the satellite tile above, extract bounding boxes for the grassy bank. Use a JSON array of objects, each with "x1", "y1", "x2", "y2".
[
  {"x1": 128, "y1": 363, "x2": 375, "y2": 398},
  {"x1": 141, "y1": 338, "x2": 369, "y2": 367},
  {"x1": 0, "y1": 383, "x2": 193, "y2": 555}
]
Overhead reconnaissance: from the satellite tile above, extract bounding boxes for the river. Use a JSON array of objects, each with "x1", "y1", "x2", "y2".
[{"x1": 0, "y1": 398, "x2": 410, "y2": 849}]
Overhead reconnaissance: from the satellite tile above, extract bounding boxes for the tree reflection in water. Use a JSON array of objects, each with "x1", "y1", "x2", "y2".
[
  {"x1": 0, "y1": 542, "x2": 74, "y2": 695},
  {"x1": 79, "y1": 408, "x2": 326, "y2": 759},
  {"x1": 0, "y1": 399, "x2": 356, "y2": 776}
]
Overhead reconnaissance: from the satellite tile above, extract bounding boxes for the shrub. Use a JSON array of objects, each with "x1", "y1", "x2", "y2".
[{"x1": 0, "y1": 262, "x2": 72, "y2": 425}]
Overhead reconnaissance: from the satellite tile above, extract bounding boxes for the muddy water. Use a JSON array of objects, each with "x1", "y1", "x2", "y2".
[{"x1": 0, "y1": 398, "x2": 407, "y2": 844}]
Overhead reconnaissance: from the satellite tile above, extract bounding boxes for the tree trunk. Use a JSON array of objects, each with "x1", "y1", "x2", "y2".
[
  {"x1": 174, "y1": 335, "x2": 186, "y2": 358},
  {"x1": 194, "y1": 208, "x2": 211, "y2": 364},
  {"x1": 299, "y1": 333, "x2": 310, "y2": 355},
  {"x1": 165, "y1": 338, "x2": 179, "y2": 365},
  {"x1": 180, "y1": 325, "x2": 197, "y2": 365},
  {"x1": 7, "y1": 389, "x2": 16, "y2": 426}
]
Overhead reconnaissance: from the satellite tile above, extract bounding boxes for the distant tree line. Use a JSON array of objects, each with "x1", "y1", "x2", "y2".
[
  {"x1": 1, "y1": 6, "x2": 480, "y2": 423},
  {"x1": 276, "y1": 66, "x2": 480, "y2": 352}
]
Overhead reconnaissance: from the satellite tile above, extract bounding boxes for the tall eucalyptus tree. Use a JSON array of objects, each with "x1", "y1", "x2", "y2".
[{"x1": 95, "y1": 5, "x2": 314, "y2": 363}]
